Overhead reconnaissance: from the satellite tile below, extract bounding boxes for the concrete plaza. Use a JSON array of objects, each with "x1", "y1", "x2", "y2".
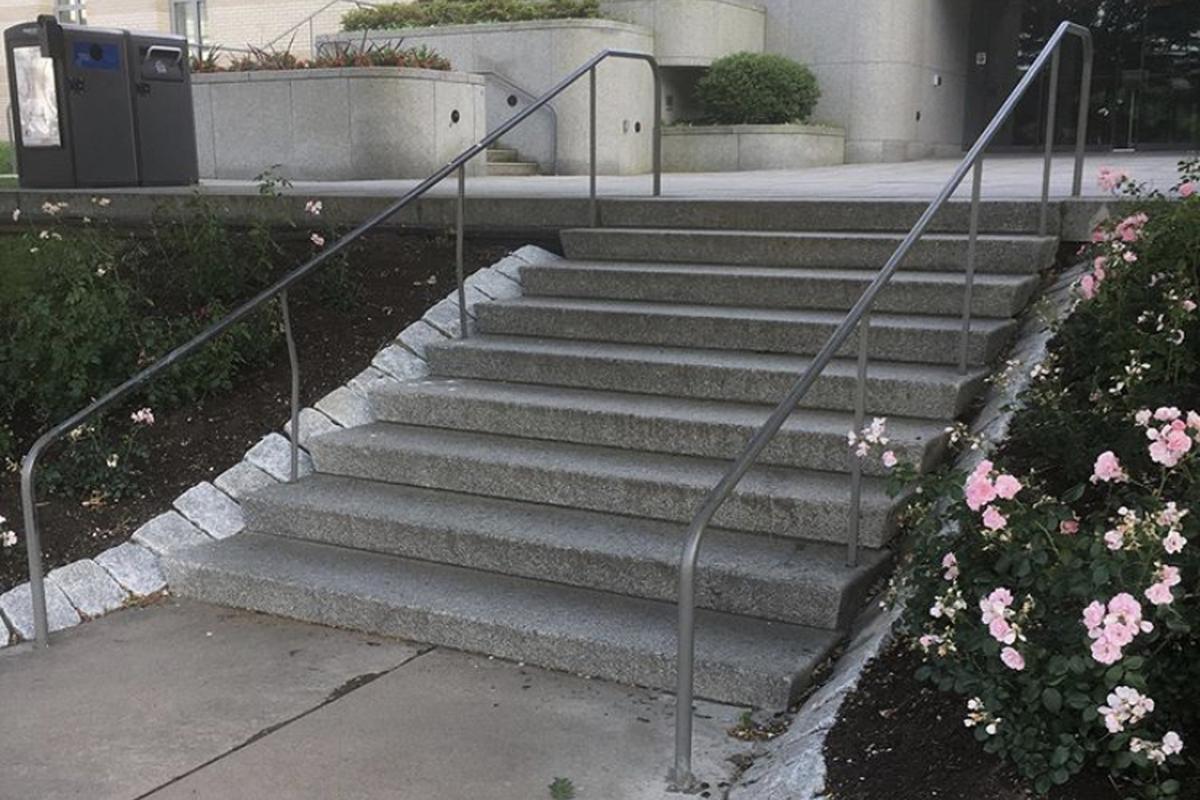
[{"x1": 0, "y1": 599, "x2": 749, "y2": 800}]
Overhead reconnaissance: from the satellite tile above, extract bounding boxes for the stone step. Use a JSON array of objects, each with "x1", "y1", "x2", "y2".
[
  {"x1": 475, "y1": 297, "x2": 1013, "y2": 367},
  {"x1": 370, "y1": 378, "x2": 947, "y2": 475},
  {"x1": 427, "y1": 336, "x2": 985, "y2": 419},
  {"x1": 164, "y1": 533, "x2": 842, "y2": 708},
  {"x1": 487, "y1": 161, "x2": 540, "y2": 176},
  {"x1": 560, "y1": 228, "x2": 1058, "y2": 274},
  {"x1": 486, "y1": 147, "x2": 520, "y2": 162},
  {"x1": 309, "y1": 424, "x2": 898, "y2": 548},
  {"x1": 241, "y1": 475, "x2": 889, "y2": 629},
  {"x1": 521, "y1": 260, "x2": 1040, "y2": 319},
  {"x1": 596, "y1": 198, "x2": 1058, "y2": 235}
]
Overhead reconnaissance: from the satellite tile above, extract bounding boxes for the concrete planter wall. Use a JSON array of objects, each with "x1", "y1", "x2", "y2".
[
  {"x1": 192, "y1": 68, "x2": 486, "y2": 181},
  {"x1": 322, "y1": 20, "x2": 656, "y2": 176},
  {"x1": 599, "y1": 0, "x2": 765, "y2": 67},
  {"x1": 662, "y1": 123, "x2": 844, "y2": 172}
]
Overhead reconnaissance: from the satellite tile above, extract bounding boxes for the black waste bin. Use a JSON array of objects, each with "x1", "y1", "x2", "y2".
[
  {"x1": 5, "y1": 16, "x2": 198, "y2": 188},
  {"x1": 126, "y1": 31, "x2": 198, "y2": 185}
]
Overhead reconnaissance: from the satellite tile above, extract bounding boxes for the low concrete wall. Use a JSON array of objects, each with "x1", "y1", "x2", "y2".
[
  {"x1": 600, "y1": 0, "x2": 765, "y2": 67},
  {"x1": 322, "y1": 20, "x2": 656, "y2": 176},
  {"x1": 662, "y1": 124, "x2": 844, "y2": 172},
  {"x1": 193, "y1": 68, "x2": 486, "y2": 181}
]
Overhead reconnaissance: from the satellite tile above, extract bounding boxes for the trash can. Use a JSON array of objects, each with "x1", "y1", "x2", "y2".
[
  {"x1": 5, "y1": 16, "x2": 198, "y2": 188},
  {"x1": 127, "y1": 31, "x2": 199, "y2": 185}
]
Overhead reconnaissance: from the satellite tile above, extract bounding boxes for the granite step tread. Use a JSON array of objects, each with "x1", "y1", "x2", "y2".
[
  {"x1": 426, "y1": 335, "x2": 986, "y2": 419},
  {"x1": 560, "y1": 227, "x2": 1058, "y2": 274},
  {"x1": 520, "y1": 260, "x2": 1040, "y2": 318},
  {"x1": 309, "y1": 423, "x2": 899, "y2": 547},
  {"x1": 242, "y1": 475, "x2": 889, "y2": 629},
  {"x1": 370, "y1": 377, "x2": 948, "y2": 474},
  {"x1": 163, "y1": 531, "x2": 841, "y2": 707},
  {"x1": 475, "y1": 296, "x2": 1014, "y2": 367}
]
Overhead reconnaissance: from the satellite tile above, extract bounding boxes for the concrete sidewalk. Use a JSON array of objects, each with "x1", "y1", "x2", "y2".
[{"x1": 0, "y1": 599, "x2": 750, "y2": 800}]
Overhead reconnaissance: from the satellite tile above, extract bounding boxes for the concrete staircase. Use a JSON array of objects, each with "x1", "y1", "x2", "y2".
[
  {"x1": 164, "y1": 202, "x2": 1057, "y2": 708},
  {"x1": 485, "y1": 146, "x2": 540, "y2": 176}
]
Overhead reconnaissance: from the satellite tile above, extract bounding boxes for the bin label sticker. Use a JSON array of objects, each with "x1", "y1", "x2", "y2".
[{"x1": 73, "y1": 42, "x2": 121, "y2": 71}]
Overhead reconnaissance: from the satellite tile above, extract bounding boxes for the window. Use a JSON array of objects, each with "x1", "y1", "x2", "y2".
[
  {"x1": 55, "y1": 0, "x2": 86, "y2": 24},
  {"x1": 171, "y1": 0, "x2": 208, "y2": 49}
]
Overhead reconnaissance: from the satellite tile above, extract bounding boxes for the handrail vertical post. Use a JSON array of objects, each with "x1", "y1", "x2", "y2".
[
  {"x1": 589, "y1": 66, "x2": 598, "y2": 227},
  {"x1": 280, "y1": 290, "x2": 300, "y2": 482},
  {"x1": 651, "y1": 61, "x2": 662, "y2": 197},
  {"x1": 456, "y1": 165, "x2": 468, "y2": 338},
  {"x1": 1072, "y1": 36, "x2": 1094, "y2": 196},
  {"x1": 959, "y1": 158, "x2": 984, "y2": 375},
  {"x1": 19, "y1": 457, "x2": 49, "y2": 647},
  {"x1": 1039, "y1": 47, "x2": 1061, "y2": 236},
  {"x1": 846, "y1": 313, "x2": 869, "y2": 568},
  {"x1": 669, "y1": 524, "x2": 701, "y2": 793}
]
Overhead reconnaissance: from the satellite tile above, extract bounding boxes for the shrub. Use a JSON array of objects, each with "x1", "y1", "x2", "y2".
[
  {"x1": 341, "y1": 0, "x2": 600, "y2": 31},
  {"x1": 695, "y1": 52, "x2": 820, "y2": 125},
  {"x1": 192, "y1": 42, "x2": 450, "y2": 73},
  {"x1": 0, "y1": 193, "x2": 348, "y2": 502},
  {"x1": 889, "y1": 161, "x2": 1200, "y2": 797}
]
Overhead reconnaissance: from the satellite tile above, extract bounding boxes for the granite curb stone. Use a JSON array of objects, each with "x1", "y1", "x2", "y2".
[
  {"x1": 173, "y1": 482, "x2": 246, "y2": 540},
  {"x1": 46, "y1": 559, "x2": 129, "y2": 618},
  {"x1": 0, "y1": 580, "x2": 81, "y2": 640},
  {"x1": 132, "y1": 511, "x2": 212, "y2": 556},
  {"x1": 95, "y1": 542, "x2": 168, "y2": 597},
  {"x1": 214, "y1": 461, "x2": 279, "y2": 502}
]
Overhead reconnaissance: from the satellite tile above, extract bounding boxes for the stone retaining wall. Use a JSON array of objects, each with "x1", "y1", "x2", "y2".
[{"x1": 193, "y1": 67, "x2": 486, "y2": 181}]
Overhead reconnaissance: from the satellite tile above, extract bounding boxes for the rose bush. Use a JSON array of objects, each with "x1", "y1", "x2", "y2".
[{"x1": 889, "y1": 161, "x2": 1199, "y2": 797}]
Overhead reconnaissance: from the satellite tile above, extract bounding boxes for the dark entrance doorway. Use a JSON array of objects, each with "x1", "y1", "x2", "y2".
[{"x1": 965, "y1": 0, "x2": 1199, "y2": 150}]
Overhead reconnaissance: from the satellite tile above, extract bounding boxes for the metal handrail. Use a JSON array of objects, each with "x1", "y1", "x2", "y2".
[
  {"x1": 18, "y1": 47, "x2": 662, "y2": 648},
  {"x1": 263, "y1": 0, "x2": 379, "y2": 53},
  {"x1": 667, "y1": 21, "x2": 1093, "y2": 791}
]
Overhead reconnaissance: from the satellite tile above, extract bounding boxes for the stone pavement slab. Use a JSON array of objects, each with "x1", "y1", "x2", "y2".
[
  {"x1": 148, "y1": 648, "x2": 748, "y2": 800},
  {"x1": 0, "y1": 600, "x2": 422, "y2": 800}
]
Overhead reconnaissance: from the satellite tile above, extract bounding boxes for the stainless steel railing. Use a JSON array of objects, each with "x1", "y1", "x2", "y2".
[
  {"x1": 668, "y1": 21, "x2": 1093, "y2": 791},
  {"x1": 18, "y1": 47, "x2": 662, "y2": 647}
]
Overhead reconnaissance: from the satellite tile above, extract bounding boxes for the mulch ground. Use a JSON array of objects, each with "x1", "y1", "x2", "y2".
[
  {"x1": 823, "y1": 643, "x2": 1131, "y2": 800},
  {"x1": 0, "y1": 231, "x2": 538, "y2": 594}
]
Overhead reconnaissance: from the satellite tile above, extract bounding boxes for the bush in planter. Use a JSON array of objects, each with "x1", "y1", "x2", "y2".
[
  {"x1": 695, "y1": 52, "x2": 820, "y2": 125},
  {"x1": 341, "y1": 0, "x2": 600, "y2": 31},
  {"x1": 192, "y1": 42, "x2": 450, "y2": 73},
  {"x1": 887, "y1": 161, "x2": 1200, "y2": 797}
]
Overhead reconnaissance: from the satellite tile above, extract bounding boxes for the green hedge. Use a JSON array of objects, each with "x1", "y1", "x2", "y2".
[
  {"x1": 695, "y1": 52, "x2": 820, "y2": 125},
  {"x1": 342, "y1": 0, "x2": 600, "y2": 31}
]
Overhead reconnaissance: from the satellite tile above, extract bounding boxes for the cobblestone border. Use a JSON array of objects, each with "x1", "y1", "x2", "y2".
[
  {"x1": 0, "y1": 246, "x2": 547, "y2": 647},
  {"x1": 728, "y1": 263, "x2": 1089, "y2": 799}
]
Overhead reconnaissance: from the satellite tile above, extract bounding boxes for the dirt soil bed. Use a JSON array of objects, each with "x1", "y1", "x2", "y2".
[
  {"x1": 0, "y1": 232, "x2": 534, "y2": 594},
  {"x1": 824, "y1": 643, "x2": 1127, "y2": 800}
]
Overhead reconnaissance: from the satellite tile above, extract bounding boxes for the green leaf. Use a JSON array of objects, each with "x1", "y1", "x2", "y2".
[
  {"x1": 1042, "y1": 688, "x2": 1063, "y2": 714},
  {"x1": 1063, "y1": 483, "x2": 1086, "y2": 503}
]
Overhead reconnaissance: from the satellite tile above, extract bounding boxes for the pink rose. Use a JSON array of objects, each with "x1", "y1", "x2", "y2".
[
  {"x1": 1082, "y1": 601, "x2": 1106, "y2": 633},
  {"x1": 982, "y1": 505, "x2": 1007, "y2": 531},
  {"x1": 1145, "y1": 582, "x2": 1174, "y2": 606},
  {"x1": 1000, "y1": 647, "x2": 1026, "y2": 671},
  {"x1": 1060, "y1": 519, "x2": 1080, "y2": 535},
  {"x1": 881, "y1": 450, "x2": 898, "y2": 468},
  {"x1": 1180, "y1": 182, "x2": 1196, "y2": 198},
  {"x1": 1079, "y1": 274, "x2": 1097, "y2": 300},
  {"x1": 1091, "y1": 637, "x2": 1123, "y2": 665},
  {"x1": 1091, "y1": 451, "x2": 1128, "y2": 484},
  {"x1": 989, "y1": 617, "x2": 1017, "y2": 645},
  {"x1": 993, "y1": 474, "x2": 1022, "y2": 500},
  {"x1": 965, "y1": 473, "x2": 997, "y2": 512}
]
